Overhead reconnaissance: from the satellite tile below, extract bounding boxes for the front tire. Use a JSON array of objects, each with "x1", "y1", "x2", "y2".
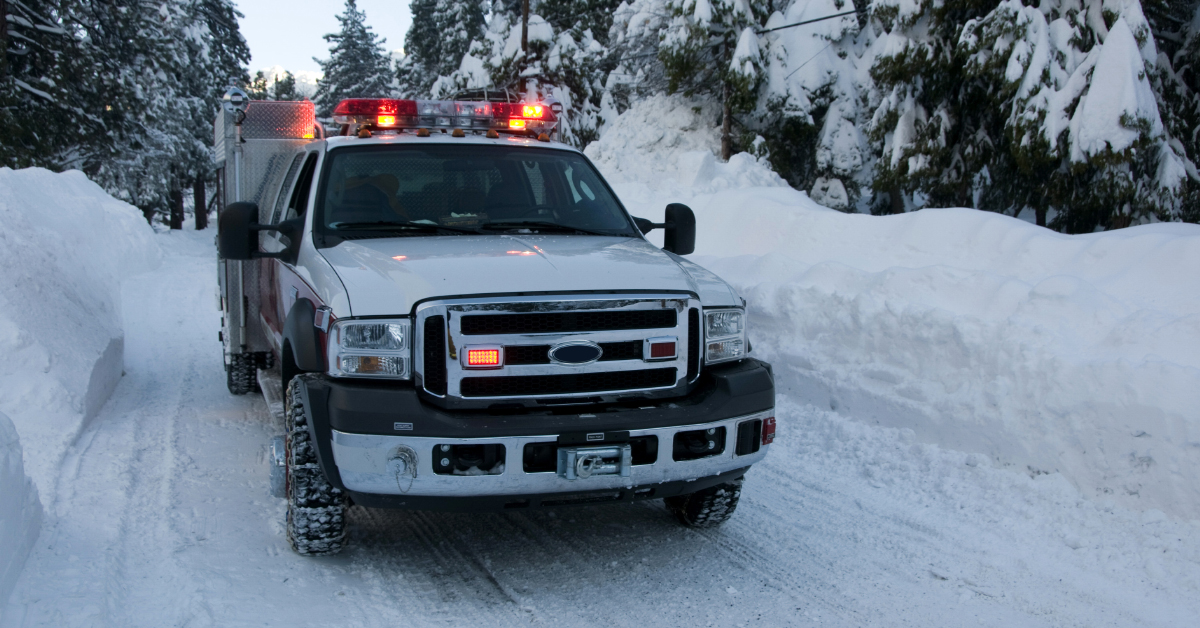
[
  {"x1": 664, "y1": 477, "x2": 744, "y2": 528},
  {"x1": 284, "y1": 374, "x2": 347, "y2": 555}
]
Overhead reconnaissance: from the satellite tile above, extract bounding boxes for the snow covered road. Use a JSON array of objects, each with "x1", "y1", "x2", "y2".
[{"x1": 3, "y1": 229, "x2": 1198, "y2": 627}]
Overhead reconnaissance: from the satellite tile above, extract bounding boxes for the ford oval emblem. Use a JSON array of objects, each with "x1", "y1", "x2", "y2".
[{"x1": 548, "y1": 341, "x2": 603, "y2": 365}]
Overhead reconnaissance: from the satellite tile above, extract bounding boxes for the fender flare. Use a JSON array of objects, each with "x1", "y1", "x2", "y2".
[{"x1": 283, "y1": 298, "x2": 324, "y2": 372}]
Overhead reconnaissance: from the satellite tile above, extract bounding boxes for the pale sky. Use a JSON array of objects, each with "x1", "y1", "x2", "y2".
[{"x1": 236, "y1": 0, "x2": 413, "y2": 74}]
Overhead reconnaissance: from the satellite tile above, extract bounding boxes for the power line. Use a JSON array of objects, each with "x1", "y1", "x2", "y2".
[{"x1": 753, "y1": 8, "x2": 859, "y2": 34}]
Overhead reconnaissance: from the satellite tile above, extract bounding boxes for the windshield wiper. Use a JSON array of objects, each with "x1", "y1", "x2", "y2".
[
  {"x1": 479, "y1": 221, "x2": 617, "y2": 237},
  {"x1": 330, "y1": 221, "x2": 481, "y2": 235}
]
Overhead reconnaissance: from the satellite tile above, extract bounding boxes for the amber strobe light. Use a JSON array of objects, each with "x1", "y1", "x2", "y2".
[
  {"x1": 377, "y1": 114, "x2": 397, "y2": 126},
  {"x1": 522, "y1": 104, "x2": 545, "y2": 118},
  {"x1": 464, "y1": 346, "x2": 503, "y2": 369}
]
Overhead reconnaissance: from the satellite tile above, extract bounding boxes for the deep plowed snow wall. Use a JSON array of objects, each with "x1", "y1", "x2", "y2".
[
  {"x1": 0, "y1": 411, "x2": 40, "y2": 611},
  {"x1": 590, "y1": 97, "x2": 1200, "y2": 520},
  {"x1": 0, "y1": 167, "x2": 160, "y2": 581}
]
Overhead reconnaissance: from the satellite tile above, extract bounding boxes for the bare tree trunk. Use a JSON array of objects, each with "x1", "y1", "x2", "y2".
[
  {"x1": 889, "y1": 185, "x2": 904, "y2": 214},
  {"x1": 519, "y1": 0, "x2": 529, "y2": 94},
  {"x1": 170, "y1": 186, "x2": 184, "y2": 230},
  {"x1": 721, "y1": 81, "x2": 732, "y2": 161},
  {"x1": 194, "y1": 178, "x2": 208, "y2": 230},
  {"x1": 1036, "y1": 206, "x2": 1046, "y2": 227}
]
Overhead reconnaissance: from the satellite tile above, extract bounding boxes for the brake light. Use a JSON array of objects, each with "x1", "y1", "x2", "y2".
[{"x1": 762, "y1": 416, "x2": 776, "y2": 445}]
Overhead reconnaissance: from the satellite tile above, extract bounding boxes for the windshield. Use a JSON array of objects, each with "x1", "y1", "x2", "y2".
[{"x1": 316, "y1": 144, "x2": 638, "y2": 236}]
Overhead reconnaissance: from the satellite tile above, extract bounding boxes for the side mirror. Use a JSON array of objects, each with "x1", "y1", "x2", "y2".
[
  {"x1": 663, "y1": 203, "x2": 695, "y2": 255},
  {"x1": 218, "y1": 202, "x2": 257, "y2": 260},
  {"x1": 219, "y1": 202, "x2": 304, "y2": 264}
]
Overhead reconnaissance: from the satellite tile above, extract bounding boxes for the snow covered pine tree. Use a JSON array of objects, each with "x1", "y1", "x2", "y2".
[
  {"x1": 660, "y1": 0, "x2": 769, "y2": 160},
  {"x1": 313, "y1": 0, "x2": 396, "y2": 117},
  {"x1": 434, "y1": 1, "x2": 614, "y2": 146},
  {"x1": 962, "y1": 0, "x2": 1197, "y2": 230},
  {"x1": 396, "y1": 0, "x2": 486, "y2": 98}
]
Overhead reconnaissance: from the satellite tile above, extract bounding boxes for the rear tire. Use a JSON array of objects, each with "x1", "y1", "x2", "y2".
[
  {"x1": 664, "y1": 477, "x2": 744, "y2": 528},
  {"x1": 284, "y1": 374, "x2": 348, "y2": 555},
  {"x1": 225, "y1": 353, "x2": 257, "y2": 395}
]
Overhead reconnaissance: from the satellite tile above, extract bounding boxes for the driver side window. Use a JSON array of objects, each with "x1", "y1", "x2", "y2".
[
  {"x1": 285, "y1": 153, "x2": 319, "y2": 221},
  {"x1": 271, "y1": 154, "x2": 306, "y2": 224}
]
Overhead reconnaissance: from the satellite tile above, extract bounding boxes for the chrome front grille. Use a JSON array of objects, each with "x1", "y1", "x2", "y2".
[{"x1": 415, "y1": 294, "x2": 700, "y2": 409}]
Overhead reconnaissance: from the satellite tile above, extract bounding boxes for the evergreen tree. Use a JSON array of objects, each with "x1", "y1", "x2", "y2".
[
  {"x1": 1, "y1": 0, "x2": 79, "y2": 168},
  {"x1": 866, "y1": 0, "x2": 1000, "y2": 215},
  {"x1": 272, "y1": 71, "x2": 301, "y2": 101},
  {"x1": 313, "y1": 0, "x2": 396, "y2": 117},
  {"x1": 1144, "y1": 0, "x2": 1200, "y2": 223},
  {"x1": 659, "y1": 0, "x2": 771, "y2": 160},
  {"x1": 538, "y1": 0, "x2": 623, "y2": 45},
  {"x1": 246, "y1": 71, "x2": 271, "y2": 100},
  {"x1": 397, "y1": 0, "x2": 485, "y2": 97},
  {"x1": 961, "y1": 0, "x2": 1192, "y2": 231},
  {"x1": 753, "y1": 0, "x2": 866, "y2": 211}
]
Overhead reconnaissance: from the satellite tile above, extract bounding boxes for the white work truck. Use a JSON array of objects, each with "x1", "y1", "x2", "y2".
[{"x1": 215, "y1": 89, "x2": 775, "y2": 555}]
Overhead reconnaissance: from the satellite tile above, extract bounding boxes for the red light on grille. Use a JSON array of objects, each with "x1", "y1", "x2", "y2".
[
  {"x1": 466, "y1": 348, "x2": 501, "y2": 367},
  {"x1": 762, "y1": 417, "x2": 776, "y2": 445},
  {"x1": 649, "y1": 342, "x2": 676, "y2": 359}
]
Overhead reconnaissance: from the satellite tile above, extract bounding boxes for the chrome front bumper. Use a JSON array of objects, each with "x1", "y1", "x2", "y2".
[{"x1": 331, "y1": 409, "x2": 773, "y2": 497}]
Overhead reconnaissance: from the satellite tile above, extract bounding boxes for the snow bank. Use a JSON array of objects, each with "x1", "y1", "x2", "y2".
[
  {"x1": 0, "y1": 168, "x2": 160, "y2": 490},
  {"x1": 0, "y1": 410, "x2": 41, "y2": 613},
  {"x1": 591, "y1": 97, "x2": 1200, "y2": 520}
]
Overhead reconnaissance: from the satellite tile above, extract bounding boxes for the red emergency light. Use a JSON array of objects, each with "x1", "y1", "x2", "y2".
[
  {"x1": 332, "y1": 98, "x2": 558, "y2": 137},
  {"x1": 462, "y1": 345, "x2": 503, "y2": 369}
]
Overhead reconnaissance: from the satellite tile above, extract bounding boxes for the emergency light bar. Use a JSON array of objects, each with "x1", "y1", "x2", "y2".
[{"x1": 332, "y1": 98, "x2": 558, "y2": 137}]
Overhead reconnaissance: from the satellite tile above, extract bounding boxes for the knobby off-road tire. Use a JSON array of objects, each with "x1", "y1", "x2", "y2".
[
  {"x1": 664, "y1": 477, "x2": 744, "y2": 528},
  {"x1": 285, "y1": 374, "x2": 348, "y2": 555},
  {"x1": 225, "y1": 353, "x2": 257, "y2": 395}
]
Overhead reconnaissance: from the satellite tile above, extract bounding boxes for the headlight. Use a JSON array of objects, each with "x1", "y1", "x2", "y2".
[
  {"x1": 328, "y1": 319, "x2": 411, "y2": 379},
  {"x1": 705, "y1": 308, "x2": 746, "y2": 364}
]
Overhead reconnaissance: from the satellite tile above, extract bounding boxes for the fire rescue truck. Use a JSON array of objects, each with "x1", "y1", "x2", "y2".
[{"x1": 214, "y1": 88, "x2": 775, "y2": 555}]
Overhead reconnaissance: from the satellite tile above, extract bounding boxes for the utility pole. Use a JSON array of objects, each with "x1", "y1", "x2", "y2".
[{"x1": 519, "y1": 0, "x2": 529, "y2": 94}]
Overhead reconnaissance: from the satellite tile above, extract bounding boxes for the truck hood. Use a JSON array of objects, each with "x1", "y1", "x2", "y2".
[{"x1": 318, "y1": 234, "x2": 740, "y2": 316}]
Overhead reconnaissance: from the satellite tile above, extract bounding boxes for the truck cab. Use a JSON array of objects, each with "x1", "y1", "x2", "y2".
[{"x1": 215, "y1": 92, "x2": 775, "y2": 555}]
